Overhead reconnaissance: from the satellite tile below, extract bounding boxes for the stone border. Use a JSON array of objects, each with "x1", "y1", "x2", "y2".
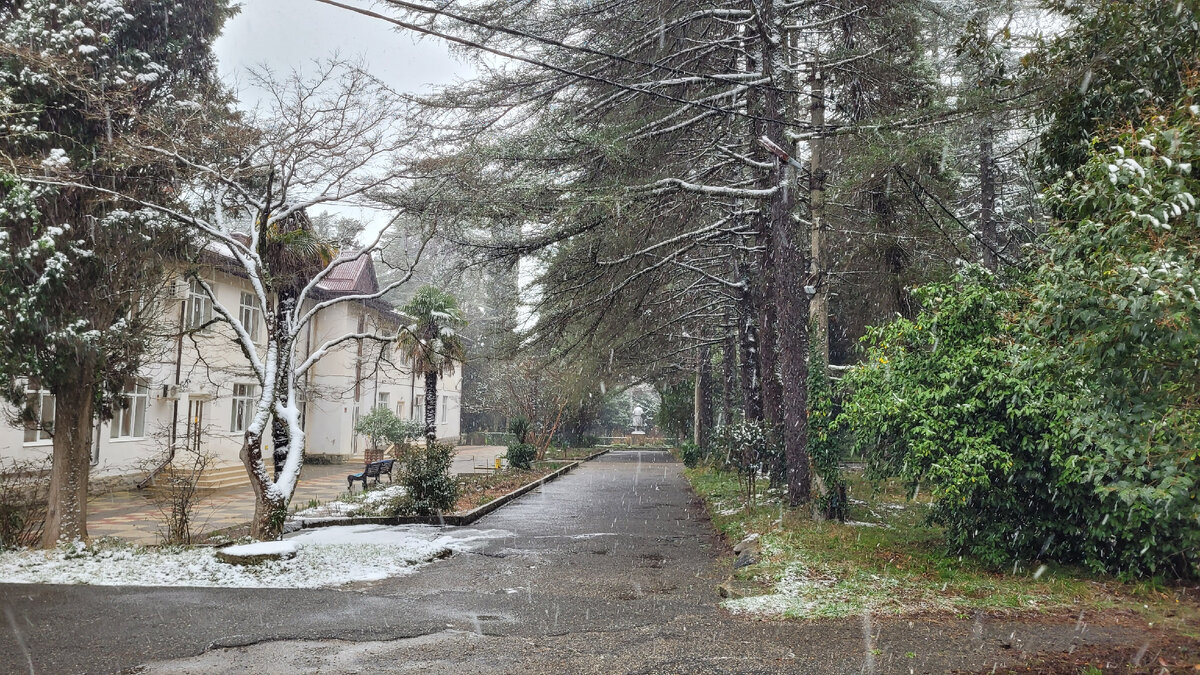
[{"x1": 289, "y1": 449, "x2": 609, "y2": 530}]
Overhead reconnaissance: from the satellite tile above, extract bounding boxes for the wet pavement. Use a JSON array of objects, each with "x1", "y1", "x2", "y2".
[{"x1": 0, "y1": 451, "x2": 1162, "y2": 674}]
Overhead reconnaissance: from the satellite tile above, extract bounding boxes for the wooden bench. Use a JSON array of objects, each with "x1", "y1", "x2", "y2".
[{"x1": 347, "y1": 459, "x2": 395, "y2": 491}]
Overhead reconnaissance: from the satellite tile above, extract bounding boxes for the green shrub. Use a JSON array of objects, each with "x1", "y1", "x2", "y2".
[
  {"x1": 679, "y1": 442, "x2": 705, "y2": 468},
  {"x1": 506, "y1": 442, "x2": 536, "y2": 470},
  {"x1": 354, "y1": 407, "x2": 422, "y2": 451},
  {"x1": 507, "y1": 417, "x2": 531, "y2": 444},
  {"x1": 401, "y1": 443, "x2": 458, "y2": 515},
  {"x1": 809, "y1": 354, "x2": 847, "y2": 522},
  {"x1": 711, "y1": 421, "x2": 779, "y2": 503},
  {"x1": 841, "y1": 270, "x2": 1111, "y2": 573},
  {"x1": 1032, "y1": 90, "x2": 1200, "y2": 578}
]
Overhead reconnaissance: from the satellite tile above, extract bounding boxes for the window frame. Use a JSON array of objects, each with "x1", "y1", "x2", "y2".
[
  {"x1": 238, "y1": 291, "x2": 262, "y2": 343},
  {"x1": 229, "y1": 382, "x2": 259, "y2": 433},
  {"x1": 21, "y1": 380, "x2": 55, "y2": 445},
  {"x1": 187, "y1": 278, "x2": 213, "y2": 332},
  {"x1": 110, "y1": 380, "x2": 149, "y2": 441}
]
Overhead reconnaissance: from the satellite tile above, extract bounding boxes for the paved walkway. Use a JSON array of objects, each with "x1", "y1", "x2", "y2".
[
  {"x1": 0, "y1": 451, "x2": 1165, "y2": 674},
  {"x1": 88, "y1": 446, "x2": 508, "y2": 544}
]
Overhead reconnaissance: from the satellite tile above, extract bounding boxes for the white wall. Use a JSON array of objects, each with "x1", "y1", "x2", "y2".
[{"x1": 0, "y1": 265, "x2": 464, "y2": 481}]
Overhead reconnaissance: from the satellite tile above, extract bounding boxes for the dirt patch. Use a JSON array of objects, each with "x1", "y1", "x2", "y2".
[
  {"x1": 958, "y1": 629, "x2": 1200, "y2": 673},
  {"x1": 453, "y1": 465, "x2": 567, "y2": 512}
]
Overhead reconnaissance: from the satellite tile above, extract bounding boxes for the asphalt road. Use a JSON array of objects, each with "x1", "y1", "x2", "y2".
[{"x1": 0, "y1": 451, "x2": 1158, "y2": 674}]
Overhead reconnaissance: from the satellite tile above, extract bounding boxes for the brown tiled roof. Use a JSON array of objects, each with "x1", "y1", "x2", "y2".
[{"x1": 317, "y1": 252, "x2": 379, "y2": 295}]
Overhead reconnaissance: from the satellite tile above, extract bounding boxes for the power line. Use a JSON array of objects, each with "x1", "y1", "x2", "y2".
[
  {"x1": 313, "y1": 0, "x2": 805, "y2": 129},
  {"x1": 379, "y1": 0, "x2": 809, "y2": 97}
]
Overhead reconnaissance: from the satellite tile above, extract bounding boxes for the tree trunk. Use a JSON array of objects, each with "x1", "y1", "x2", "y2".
[
  {"x1": 809, "y1": 67, "x2": 830, "y2": 371},
  {"x1": 40, "y1": 375, "x2": 96, "y2": 548},
  {"x1": 735, "y1": 284, "x2": 764, "y2": 422},
  {"x1": 979, "y1": 120, "x2": 998, "y2": 272},
  {"x1": 425, "y1": 371, "x2": 438, "y2": 446},
  {"x1": 721, "y1": 314, "x2": 737, "y2": 427},
  {"x1": 761, "y1": 11, "x2": 811, "y2": 507},
  {"x1": 693, "y1": 345, "x2": 713, "y2": 447},
  {"x1": 756, "y1": 281, "x2": 783, "y2": 427},
  {"x1": 242, "y1": 427, "x2": 286, "y2": 540},
  {"x1": 270, "y1": 291, "x2": 296, "y2": 480}
]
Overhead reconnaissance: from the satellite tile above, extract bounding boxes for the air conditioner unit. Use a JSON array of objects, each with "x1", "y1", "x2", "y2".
[{"x1": 160, "y1": 384, "x2": 181, "y2": 400}]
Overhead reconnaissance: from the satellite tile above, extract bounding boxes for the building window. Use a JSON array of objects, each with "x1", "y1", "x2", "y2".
[
  {"x1": 238, "y1": 292, "x2": 261, "y2": 342},
  {"x1": 414, "y1": 395, "x2": 424, "y2": 420},
  {"x1": 229, "y1": 383, "x2": 259, "y2": 433},
  {"x1": 441, "y1": 395, "x2": 448, "y2": 423},
  {"x1": 396, "y1": 400, "x2": 405, "y2": 419},
  {"x1": 22, "y1": 380, "x2": 54, "y2": 444},
  {"x1": 187, "y1": 279, "x2": 213, "y2": 331},
  {"x1": 110, "y1": 380, "x2": 148, "y2": 439},
  {"x1": 376, "y1": 391, "x2": 390, "y2": 411}
]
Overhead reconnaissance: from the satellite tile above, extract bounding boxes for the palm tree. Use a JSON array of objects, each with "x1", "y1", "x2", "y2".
[
  {"x1": 258, "y1": 207, "x2": 336, "y2": 478},
  {"x1": 397, "y1": 286, "x2": 467, "y2": 445}
]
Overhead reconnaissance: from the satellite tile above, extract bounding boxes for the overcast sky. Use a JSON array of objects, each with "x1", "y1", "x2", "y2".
[
  {"x1": 214, "y1": 0, "x2": 468, "y2": 98},
  {"x1": 212, "y1": 0, "x2": 471, "y2": 234}
]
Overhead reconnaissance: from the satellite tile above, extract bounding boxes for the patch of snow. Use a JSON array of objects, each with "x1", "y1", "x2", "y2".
[
  {"x1": 294, "y1": 485, "x2": 407, "y2": 518},
  {"x1": 40, "y1": 148, "x2": 69, "y2": 171},
  {"x1": 220, "y1": 540, "x2": 298, "y2": 557},
  {"x1": 0, "y1": 525, "x2": 510, "y2": 589}
]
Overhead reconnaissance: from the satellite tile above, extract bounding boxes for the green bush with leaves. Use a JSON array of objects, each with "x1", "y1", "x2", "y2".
[
  {"x1": 354, "y1": 407, "x2": 422, "y2": 452},
  {"x1": 507, "y1": 416, "x2": 531, "y2": 444},
  {"x1": 505, "y1": 442, "x2": 536, "y2": 470},
  {"x1": 679, "y1": 442, "x2": 706, "y2": 468},
  {"x1": 711, "y1": 421, "x2": 780, "y2": 503},
  {"x1": 1032, "y1": 83, "x2": 1200, "y2": 578},
  {"x1": 841, "y1": 270, "x2": 1097, "y2": 570},
  {"x1": 809, "y1": 355, "x2": 847, "y2": 522},
  {"x1": 401, "y1": 443, "x2": 458, "y2": 515}
]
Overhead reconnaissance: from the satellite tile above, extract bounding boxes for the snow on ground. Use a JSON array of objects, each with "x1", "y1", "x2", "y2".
[
  {"x1": 0, "y1": 525, "x2": 510, "y2": 589},
  {"x1": 220, "y1": 540, "x2": 299, "y2": 557},
  {"x1": 723, "y1": 562, "x2": 945, "y2": 619},
  {"x1": 294, "y1": 484, "x2": 407, "y2": 518}
]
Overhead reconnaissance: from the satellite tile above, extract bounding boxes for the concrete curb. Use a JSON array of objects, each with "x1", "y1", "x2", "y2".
[{"x1": 289, "y1": 449, "x2": 609, "y2": 530}]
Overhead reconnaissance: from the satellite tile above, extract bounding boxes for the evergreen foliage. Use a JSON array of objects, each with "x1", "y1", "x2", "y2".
[
  {"x1": 401, "y1": 443, "x2": 458, "y2": 516},
  {"x1": 1032, "y1": 79, "x2": 1200, "y2": 578},
  {"x1": 505, "y1": 443, "x2": 536, "y2": 470},
  {"x1": 808, "y1": 354, "x2": 847, "y2": 522}
]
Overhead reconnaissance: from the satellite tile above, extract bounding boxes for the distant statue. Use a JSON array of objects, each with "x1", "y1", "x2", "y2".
[{"x1": 631, "y1": 405, "x2": 646, "y2": 434}]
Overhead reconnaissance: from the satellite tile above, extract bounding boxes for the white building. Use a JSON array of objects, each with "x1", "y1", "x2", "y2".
[{"x1": 1, "y1": 251, "x2": 461, "y2": 490}]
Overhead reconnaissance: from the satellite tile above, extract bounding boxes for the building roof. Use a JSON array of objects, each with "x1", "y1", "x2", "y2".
[{"x1": 317, "y1": 253, "x2": 379, "y2": 295}]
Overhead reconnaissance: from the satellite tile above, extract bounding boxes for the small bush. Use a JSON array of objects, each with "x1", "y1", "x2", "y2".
[
  {"x1": 507, "y1": 417, "x2": 531, "y2": 444},
  {"x1": 401, "y1": 443, "x2": 458, "y2": 515},
  {"x1": 355, "y1": 408, "x2": 422, "y2": 453},
  {"x1": 712, "y1": 421, "x2": 779, "y2": 504},
  {"x1": 150, "y1": 445, "x2": 215, "y2": 545},
  {"x1": 506, "y1": 443, "x2": 536, "y2": 470},
  {"x1": 679, "y1": 442, "x2": 705, "y2": 468},
  {"x1": 0, "y1": 457, "x2": 49, "y2": 549}
]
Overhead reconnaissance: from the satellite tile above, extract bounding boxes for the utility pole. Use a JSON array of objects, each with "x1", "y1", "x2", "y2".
[{"x1": 808, "y1": 64, "x2": 829, "y2": 370}]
